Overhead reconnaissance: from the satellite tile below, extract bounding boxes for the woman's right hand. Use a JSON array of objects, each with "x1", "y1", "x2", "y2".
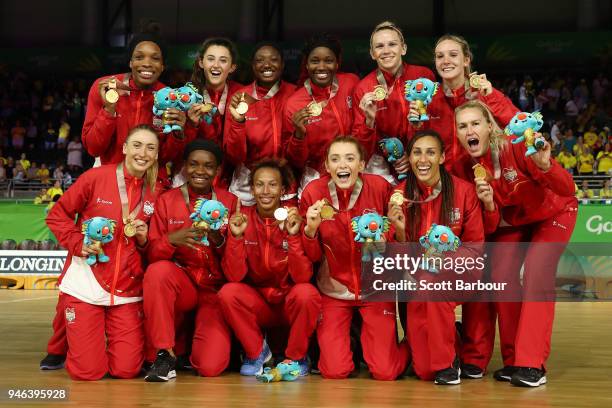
[
  {"x1": 81, "y1": 242, "x2": 101, "y2": 257},
  {"x1": 168, "y1": 227, "x2": 203, "y2": 250},
  {"x1": 292, "y1": 107, "x2": 311, "y2": 139},
  {"x1": 97, "y1": 76, "x2": 129, "y2": 114},
  {"x1": 304, "y1": 199, "x2": 326, "y2": 238},
  {"x1": 359, "y1": 92, "x2": 378, "y2": 127},
  {"x1": 475, "y1": 177, "x2": 495, "y2": 212},
  {"x1": 228, "y1": 201, "x2": 248, "y2": 238}
]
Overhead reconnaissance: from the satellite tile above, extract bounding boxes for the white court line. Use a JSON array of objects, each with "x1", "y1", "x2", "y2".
[{"x1": 0, "y1": 296, "x2": 57, "y2": 304}]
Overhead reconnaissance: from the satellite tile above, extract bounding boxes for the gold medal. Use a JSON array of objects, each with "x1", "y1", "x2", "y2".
[
  {"x1": 472, "y1": 163, "x2": 488, "y2": 180},
  {"x1": 236, "y1": 93, "x2": 249, "y2": 115},
  {"x1": 200, "y1": 103, "x2": 214, "y2": 113},
  {"x1": 373, "y1": 85, "x2": 387, "y2": 101},
  {"x1": 105, "y1": 79, "x2": 119, "y2": 104},
  {"x1": 389, "y1": 190, "x2": 406, "y2": 206},
  {"x1": 123, "y1": 222, "x2": 136, "y2": 238},
  {"x1": 469, "y1": 73, "x2": 482, "y2": 89},
  {"x1": 307, "y1": 101, "x2": 323, "y2": 117},
  {"x1": 320, "y1": 204, "x2": 336, "y2": 220}
]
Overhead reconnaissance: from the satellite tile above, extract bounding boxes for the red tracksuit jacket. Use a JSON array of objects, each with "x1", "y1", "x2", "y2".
[
  {"x1": 146, "y1": 185, "x2": 238, "y2": 288},
  {"x1": 82, "y1": 73, "x2": 166, "y2": 164},
  {"x1": 300, "y1": 173, "x2": 393, "y2": 298},
  {"x1": 283, "y1": 72, "x2": 360, "y2": 173},
  {"x1": 46, "y1": 164, "x2": 161, "y2": 298},
  {"x1": 452, "y1": 142, "x2": 577, "y2": 228},
  {"x1": 222, "y1": 205, "x2": 313, "y2": 304},
  {"x1": 395, "y1": 175, "x2": 484, "y2": 242},
  {"x1": 351, "y1": 63, "x2": 435, "y2": 159},
  {"x1": 223, "y1": 81, "x2": 296, "y2": 166}
]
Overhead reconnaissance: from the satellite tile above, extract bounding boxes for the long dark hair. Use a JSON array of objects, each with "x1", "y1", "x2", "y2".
[
  {"x1": 190, "y1": 37, "x2": 238, "y2": 94},
  {"x1": 404, "y1": 130, "x2": 454, "y2": 242}
]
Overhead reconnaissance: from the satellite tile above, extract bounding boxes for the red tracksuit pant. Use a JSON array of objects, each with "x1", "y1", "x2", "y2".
[
  {"x1": 63, "y1": 294, "x2": 144, "y2": 381},
  {"x1": 143, "y1": 260, "x2": 231, "y2": 376},
  {"x1": 317, "y1": 295, "x2": 407, "y2": 380},
  {"x1": 461, "y1": 203, "x2": 577, "y2": 369},
  {"x1": 218, "y1": 282, "x2": 321, "y2": 360},
  {"x1": 46, "y1": 292, "x2": 68, "y2": 356}
]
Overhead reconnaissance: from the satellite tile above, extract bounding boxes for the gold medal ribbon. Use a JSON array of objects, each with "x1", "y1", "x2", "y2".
[
  {"x1": 401, "y1": 180, "x2": 443, "y2": 205},
  {"x1": 327, "y1": 177, "x2": 363, "y2": 211},
  {"x1": 303, "y1": 76, "x2": 339, "y2": 112},
  {"x1": 180, "y1": 183, "x2": 217, "y2": 214},
  {"x1": 202, "y1": 84, "x2": 229, "y2": 115},
  {"x1": 251, "y1": 81, "x2": 281, "y2": 101},
  {"x1": 375, "y1": 65, "x2": 404, "y2": 100},
  {"x1": 116, "y1": 163, "x2": 145, "y2": 233}
]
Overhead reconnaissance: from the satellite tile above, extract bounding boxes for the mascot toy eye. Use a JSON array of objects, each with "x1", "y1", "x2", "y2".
[
  {"x1": 504, "y1": 111, "x2": 545, "y2": 157},
  {"x1": 404, "y1": 78, "x2": 439, "y2": 122},
  {"x1": 190, "y1": 198, "x2": 229, "y2": 246},
  {"x1": 351, "y1": 212, "x2": 390, "y2": 262},
  {"x1": 81, "y1": 216, "x2": 117, "y2": 266},
  {"x1": 419, "y1": 223, "x2": 461, "y2": 273},
  {"x1": 379, "y1": 137, "x2": 407, "y2": 181}
]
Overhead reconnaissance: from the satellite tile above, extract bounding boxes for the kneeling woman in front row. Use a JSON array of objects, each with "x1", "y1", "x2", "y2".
[
  {"x1": 388, "y1": 130, "x2": 485, "y2": 385},
  {"x1": 300, "y1": 136, "x2": 407, "y2": 380},
  {"x1": 219, "y1": 159, "x2": 321, "y2": 376},
  {"x1": 46, "y1": 125, "x2": 162, "y2": 380}
]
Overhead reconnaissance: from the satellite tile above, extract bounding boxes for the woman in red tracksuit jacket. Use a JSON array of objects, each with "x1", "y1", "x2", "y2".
[
  {"x1": 223, "y1": 42, "x2": 297, "y2": 205},
  {"x1": 219, "y1": 160, "x2": 320, "y2": 376},
  {"x1": 387, "y1": 130, "x2": 485, "y2": 385},
  {"x1": 283, "y1": 34, "x2": 359, "y2": 194},
  {"x1": 82, "y1": 31, "x2": 186, "y2": 166},
  {"x1": 46, "y1": 125, "x2": 161, "y2": 381},
  {"x1": 454, "y1": 100, "x2": 578, "y2": 387},
  {"x1": 351, "y1": 21, "x2": 435, "y2": 182},
  {"x1": 143, "y1": 139, "x2": 237, "y2": 381},
  {"x1": 300, "y1": 136, "x2": 407, "y2": 380}
]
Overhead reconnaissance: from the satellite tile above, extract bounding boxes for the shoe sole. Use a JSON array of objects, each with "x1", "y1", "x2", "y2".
[
  {"x1": 145, "y1": 370, "x2": 177, "y2": 382},
  {"x1": 461, "y1": 372, "x2": 484, "y2": 379},
  {"x1": 40, "y1": 363, "x2": 65, "y2": 370},
  {"x1": 494, "y1": 374, "x2": 512, "y2": 382},
  {"x1": 511, "y1": 375, "x2": 547, "y2": 387},
  {"x1": 435, "y1": 368, "x2": 461, "y2": 385}
]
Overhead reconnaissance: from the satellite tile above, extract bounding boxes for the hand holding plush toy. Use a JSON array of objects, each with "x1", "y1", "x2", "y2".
[
  {"x1": 189, "y1": 198, "x2": 229, "y2": 246},
  {"x1": 419, "y1": 223, "x2": 461, "y2": 273},
  {"x1": 505, "y1": 111, "x2": 545, "y2": 157},
  {"x1": 379, "y1": 137, "x2": 407, "y2": 180}
]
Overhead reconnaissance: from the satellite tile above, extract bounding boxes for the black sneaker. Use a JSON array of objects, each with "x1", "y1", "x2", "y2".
[
  {"x1": 40, "y1": 354, "x2": 65, "y2": 370},
  {"x1": 493, "y1": 366, "x2": 518, "y2": 382},
  {"x1": 434, "y1": 359, "x2": 461, "y2": 385},
  {"x1": 175, "y1": 354, "x2": 192, "y2": 371},
  {"x1": 510, "y1": 367, "x2": 547, "y2": 387},
  {"x1": 460, "y1": 363, "x2": 484, "y2": 379},
  {"x1": 145, "y1": 350, "x2": 177, "y2": 382}
]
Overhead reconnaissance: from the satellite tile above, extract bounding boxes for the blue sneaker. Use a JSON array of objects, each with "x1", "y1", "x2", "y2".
[
  {"x1": 293, "y1": 357, "x2": 310, "y2": 376},
  {"x1": 240, "y1": 341, "x2": 272, "y2": 376}
]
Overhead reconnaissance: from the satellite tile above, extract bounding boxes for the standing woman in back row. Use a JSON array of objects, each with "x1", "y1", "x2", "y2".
[
  {"x1": 352, "y1": 21, "x2": 435, "y2": 183},
  {"x1": 283, "y1": 33, "x2": 360, "y2": 194},
  {"x1": 223, "y1": 42, "x2": 297, "y2": 205}
]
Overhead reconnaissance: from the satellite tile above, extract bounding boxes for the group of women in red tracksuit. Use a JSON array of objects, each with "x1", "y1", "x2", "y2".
[{"x1": 41, "y1": 21, "x2": 576, "y2": 388}]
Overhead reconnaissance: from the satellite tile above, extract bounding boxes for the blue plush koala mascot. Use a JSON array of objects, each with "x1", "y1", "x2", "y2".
[
  {"x1": 153, "y1": 87, "x2": 181, "y2": 133},
  {"x1": 351, "y1": 212, "x2": 390, "y2": 262},
  {"x1": 176, "y1": 82, "x2": 204, "y2": 112},
  {"x1": 190, "y1": 198, "x2": 229, "y2": 246},
  {"x1": 81, "y1": 217, "x2": 117, "y2": 266},
  {"x1": 419, "y1": 223, "x2": 461, "y2": 273},
  {"x1": 256, "y1": 360, "x2": 301, "y2": 383},
  {"x1": 404, "y1": 77, "x2": 439, "y2": 122},
  {"x1": 379, "y1": 137, "x2": 407, "y2": 180},
  {"x1": 505, "y1": 111, "x2": 545, "y2": 156}
]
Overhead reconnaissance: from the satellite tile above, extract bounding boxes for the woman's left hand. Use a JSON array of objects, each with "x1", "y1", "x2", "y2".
[
  {"x1": 164, "y1": 108, "x2": 187, "y2": 129},
  {"x1": 393, "y1": 152, "x2": 410, "y2": 175},
  {"x1": 285, "y1": 207, "x2": 302, "y2": 236},
  {"x1": 132, "y1": 219, "x2": 149, "y2": 247},
  {"x1": 472, "y1": 72, "x2": 493, "y2": 97}
]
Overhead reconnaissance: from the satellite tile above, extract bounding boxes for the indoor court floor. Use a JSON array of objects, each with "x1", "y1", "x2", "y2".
[{"x1": 1, "y1": 290, "x2": 611, "y2": 408}]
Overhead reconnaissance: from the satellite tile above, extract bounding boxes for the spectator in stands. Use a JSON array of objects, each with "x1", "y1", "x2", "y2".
[
  {"x1": 37, "y1": 163, "x2": 51, "y2": 184},
  {"x1": 576, "y1": 180, "x2": 595, "y2": 199},
  {"x1": 0, "y1": 148, "x2": 7, "y2": 165},
  {"x1": 44, "y1": 121, "x2": 56, "y2": 151},
  {"x1": 564, "y1": 96, "x2": 579, "y2": 127},
  {"x1": 19, "y1": 152, "x2": 30, "y2": 171},
  {"x1": 573, "y1": 78, "x2": 590, "y2": 110},
  {"x1": 595, "y1": 143, "x2": 612, "y2": 175},
  {"x1": 577, "y1": 146, "x2": 595, "y2": 175},
  {"x1": 57, "y1": 117, "x2": 70, "y2": 149},
  {"x1": 13, "y1": 162, "x2": 27, "y2": 183},
  {"x1": 584, "y1": 124, "x2": 599, "y2": 149},
  {"x1": 601, "y1": 179, "x2": 612, "y2": 198},
  {"x1": 562, "y1": 128, "x2": 577, "y2": 153},
  {"x1": 11, "y1": 119, "x2": 26, "y2": 151},
  {"x1": 550, "y1": 120, "x2": 562, "y2": 147},
  {"x1": 53, "y1": 163, "x2": 64, "y2": 181},
  {"x1": 0, "y1": 160, "x2": 6, "y2": 182},
  {"x1": 592, "y1": 72, "x2": 609, "y2": 104},
  {"x1": 34, "y1": 188, "x2": 51, "y2": 204},
  {"x1": 27, "y1": 161, "x2": 40, "y2": 180},
  {"x1": 556, "y1": 146, "x2": 577, "y2": 174},
  {"x1": 46, "y1": 179, "x2": 63, "y2": 199},
  {"x1": 26, "y1": 119, "x2": 38, "y2": 150},
  {"x1": 573, "y1": 136, "x2": 586, "y2": 156},
  {"x1": 66, "y1": 135, "x2": 83, "y2": 173},
  {"x1": 0, "y1": 120, "x2": 8, "y2": 148},
  {"x1": 6, "y1": 156, "x2": 15, "y2": 177}
]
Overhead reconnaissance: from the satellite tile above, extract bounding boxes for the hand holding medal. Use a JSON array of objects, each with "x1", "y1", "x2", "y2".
[
  {"x1": 304, "y1": 199, "x2": 331, "y2": 238},
  {"x1": 472, "y1": 165, "x2": 495, "y2": 211},
  {"x1": 469, "y1": 72, "x2": 492, "y2": 96},
  {"x1": 283, "y1": 207, "x2": 303, "y2": 236}
]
